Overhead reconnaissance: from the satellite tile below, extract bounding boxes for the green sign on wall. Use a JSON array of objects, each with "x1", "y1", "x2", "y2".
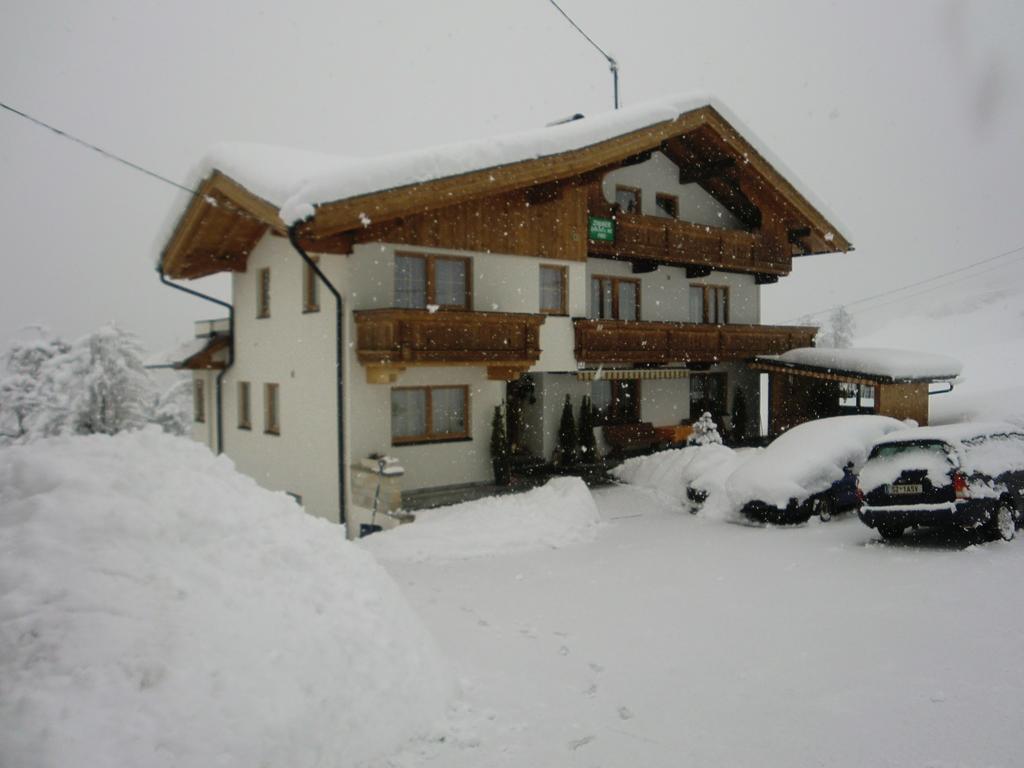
[{"x1": 588, "y1": 216, "x2": 615, "y2": 242}]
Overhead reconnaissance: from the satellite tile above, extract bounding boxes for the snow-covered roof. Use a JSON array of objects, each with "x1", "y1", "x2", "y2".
[
  {"x1": 144, "y1": 337, "x2": 210, "y2": 369},
  {"x1": 198, "y1": 93, "x2": 848, "y2": 231},
  {"x1": 756, "y1": 347, "x2": 963, "y2": 382}
]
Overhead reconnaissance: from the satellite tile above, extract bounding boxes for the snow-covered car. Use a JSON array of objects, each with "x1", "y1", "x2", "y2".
[
  {"x1": 726, "y1": 415, "x2": 910, "y2": 524},
  {"x1": 858, "y1": 423, "x2": 1024, "y2": 541}
]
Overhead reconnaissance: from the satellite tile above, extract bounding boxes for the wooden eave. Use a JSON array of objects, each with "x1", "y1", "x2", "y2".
[
  {"x1": 751, "y1": 358, "x2": 957, "y2": 386},
  {"x1": 160, "y1": 172, "x2": 280, "y2": 279},
  {"x1": 161, "y1": 105, "x2": 851, "y2": 279}
]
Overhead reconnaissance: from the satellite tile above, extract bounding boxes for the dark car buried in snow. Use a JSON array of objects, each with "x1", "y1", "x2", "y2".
[
  {"x1": 858, "y1": 422, "x2": 1024, "y2": 541},
  {"x1": 726, "y1": 416, "x2": 909, "y2": 524}
]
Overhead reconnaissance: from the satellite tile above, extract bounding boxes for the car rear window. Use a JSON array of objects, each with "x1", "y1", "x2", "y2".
[{"x1": 869, "y1": 440, "x2": 951, "y2": 460}]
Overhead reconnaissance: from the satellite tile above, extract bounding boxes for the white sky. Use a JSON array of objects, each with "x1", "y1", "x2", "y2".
[{"x1": 2, "y1": 0, "x2": 1022, "y2": 354}]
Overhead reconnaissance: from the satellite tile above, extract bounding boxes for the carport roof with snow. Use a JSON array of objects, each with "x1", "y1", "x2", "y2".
[{"x1": 752, "y1": 347, "x2": 963, "y2": 385}]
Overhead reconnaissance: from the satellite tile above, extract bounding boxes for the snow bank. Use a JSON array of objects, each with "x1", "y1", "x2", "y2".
[
  {"x1": 761, "y1": 347, "x2": 962, "y2": 381},
  {"x1": 0, "y1": 429, "x2": 452, "y2": 768},
  {"x1": 727, "y1": 416, "x2": 909, "y2": 509},
  {"x1": 361, "y1": 477, "x2": 599, "y2": 562},
  {"x1": 611, "y1": 444, "x2": 759, "y2": 520}
]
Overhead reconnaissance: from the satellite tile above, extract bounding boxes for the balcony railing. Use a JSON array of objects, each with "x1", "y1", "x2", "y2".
[
  {"x1": 587, "y1": 214, "x2": 791, "y2": 276},
  {"x1": 573, "y1": 318, "x2": 816, "y2": 365},
  {"x1": 354, "y1": 308, "x2": 546, "y2": 382}
]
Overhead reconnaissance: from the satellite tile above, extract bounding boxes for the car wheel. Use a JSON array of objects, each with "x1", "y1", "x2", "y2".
[
  {"x1": 988, "y1": 503, "x2": 1016, "y2": 542},
  {"x1": 877, "y1": 523, "x2": 904, "y2": 540},
  {"x1": 814, "y1": 496, "x2": 835, "y2": 522}
]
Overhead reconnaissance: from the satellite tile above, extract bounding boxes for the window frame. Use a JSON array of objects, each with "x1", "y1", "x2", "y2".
[
  {"x1": 591, "y1": 379, "x2": 641, "y2": 426},
  {"x1": 615, "y1": 184, "x2": 642, "y2": 214},
  {"x1": 237, "y1": 381, "x2": 251, "y2": 430},
  {"x1": 391, "y1": 385, "x2": 470, "y2": 445},
  {"x1": 591, "y1": 274, "x2": 641, "y2": 321},
  {"x1": 264, "y1": 382, "x2": 280, "y2": 436},
  {"x1": 394, "y1": 252, "x2": 473, "y2": 310},
  {"x1": 256, "y1": 268, "x2": 271, "y2": 319},
  {"x1": 689, "y1": 284, "x2": 729, "y2": 324},
  {"x1": 303, "y1": 257, "x2": 320, "y2": 313},
  {"x1": 655, "y1": 193, "x2": 679, "y2": 219},
  {"x1": 539, "y1": 264, "x2": 568, "y2": 315},
  {"x1": 193, "y1": 379, "x2": 205, "y2": 423}
]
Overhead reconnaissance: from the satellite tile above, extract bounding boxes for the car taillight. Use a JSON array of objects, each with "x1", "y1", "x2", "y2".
[
  {"x1": 952, "y1": 471, "x2": 970, "y2": 499},
  {"x1": 855, "y1": 478, "x2": 864, "y2": 503}
]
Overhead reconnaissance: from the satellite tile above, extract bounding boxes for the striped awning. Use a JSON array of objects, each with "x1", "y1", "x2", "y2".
[{"x1": 576, "y1": 368, "x2": 690, "y2": 381}]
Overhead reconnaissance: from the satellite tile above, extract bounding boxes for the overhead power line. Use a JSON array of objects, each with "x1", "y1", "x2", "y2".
[
  {"x1": 548, "y1": 0, "x2": 619, "y2": 109},
  {"x1": 785, "y1": 242, "x2": 1024, "y2": 323},
  {"x1": 1, "y1": 100, "x2": 199, "y2": 196}
]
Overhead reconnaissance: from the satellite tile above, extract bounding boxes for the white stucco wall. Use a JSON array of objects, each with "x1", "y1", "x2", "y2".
[
  {"x1": 584, "y1": 259, "x2": 760, "y2": 325},
  {"x1": 192, "y1": 231, "x2": 767, "y2": 539},
  {"x1": 189, "y1": 370, "x2": 217, "y2": 449},
  {"x1": 601, "y1": 151, "x2": 744, "y2": 230},
  {"x1": 221, "y1": 235, "x2": 341, "y2": 527}
]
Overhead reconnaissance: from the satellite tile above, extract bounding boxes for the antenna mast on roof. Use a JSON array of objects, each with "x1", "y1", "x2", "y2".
[{"x1": 548, "y1": 0, "x2": 619, "y2": 110}]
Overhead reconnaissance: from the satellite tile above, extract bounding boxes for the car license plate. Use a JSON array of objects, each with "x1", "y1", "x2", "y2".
[{"x1": 889, "y1": 483, "x2": 922, "y2": 495}]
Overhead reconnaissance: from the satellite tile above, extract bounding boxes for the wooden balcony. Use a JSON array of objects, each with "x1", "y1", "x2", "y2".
[
  {"x1": 355, "y1": 308, "x2": 546, "y2": 383},
  {"x1": 573, "y1": 318, "x2": 816, "y2": 366},
  {"x1": 587, "y1": 213, "x2": 792, "y2": 276}
]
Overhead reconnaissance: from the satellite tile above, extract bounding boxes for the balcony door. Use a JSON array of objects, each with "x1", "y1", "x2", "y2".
[{"x1": 591, "y1": 275, "x2": 640, "y2": 321}]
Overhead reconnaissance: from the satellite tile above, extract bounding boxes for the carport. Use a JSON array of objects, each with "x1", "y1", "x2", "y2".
[{"x1": 752, "y1": 347, "x2": 962, "y2": 436}]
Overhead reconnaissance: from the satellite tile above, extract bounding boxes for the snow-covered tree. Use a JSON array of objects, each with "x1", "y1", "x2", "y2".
[
  {"x1": 34, "y1": 325, "x2": 154, "y2": 437},
  {"x1": 817, "y1": 305, "x2": 855, "y2": 348},
  {"x1": 152, "y1": 376, "x2": 193, "y2": 436},
  {"x1": 687, "y1": 411, "x2": 723, "y2": 447},
  {"x1": 0, "y1": 330, "x2": 70, "y2": 443}
]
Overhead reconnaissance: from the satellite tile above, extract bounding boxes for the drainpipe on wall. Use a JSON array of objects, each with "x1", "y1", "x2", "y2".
[
  {"x1": 286, "y1": 225, "x2": 347, "y2": 531},
  {"x1": 157, "y1": 266, "x2": 234, "y2": 455}
]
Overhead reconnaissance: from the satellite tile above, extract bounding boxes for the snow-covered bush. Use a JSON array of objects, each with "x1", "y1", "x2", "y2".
[
  {"x1": 687, "y1": 411, "x2": 723, "y2": 446},
  {"x1": 151, "y1": 375, "x2": 193, "y2": 436},
  {"x1": 0, "y1": 324, "x2": 157, "y2": 442},
  {"x1": 0, "y1": 330, "x2": 70, "y2": 443},
  {"x1": 817, "y1": 305, "x2": 855, "y2": 348},
  {"x1": 0, "y1": 429, "x2": 452, "y2": 767}
]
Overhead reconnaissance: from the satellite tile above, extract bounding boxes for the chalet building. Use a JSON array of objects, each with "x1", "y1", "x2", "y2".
[{"x1": 158, "y1": 97, "x2": 852, "y2": 538}]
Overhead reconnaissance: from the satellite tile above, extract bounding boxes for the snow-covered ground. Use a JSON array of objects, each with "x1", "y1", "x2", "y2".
[{"x1": 369, "y1": 484, "x2": 1024, "y2": 768}]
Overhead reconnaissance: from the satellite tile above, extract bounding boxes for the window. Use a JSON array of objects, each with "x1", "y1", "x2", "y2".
[
  {"x1": 655, "y1": 193, "x2": 679, "y2": 219},
  {"x1": 839, "y1": 383, "x2": 875, "y2": 413},
  {"x1": 615, "y1": 185, "x2": 641, "y2": 214},
  {"x1": 539, "y1": 265, "x2": 567, "y2": 315},
  {"x1": 689, "y1": 284, "x2": 729, "y2": 324},
  {"x1": 394, "y1": 253, "x2": 471, "y2": 309},
  {"x1": 590, "y1": 275, "x2": 640, "y2": 320},
  {"x1": 256, "y1": 268, "x2": 270, "y2": 318},
  {"x1": 690, "y1": 373, "x2": 727, "y2": 421},
  {"x1": 303, "y1": 257, "x2": 320, "y2": 313},
  {"x1": 193, "y1": 379, "x2": 205, "y2": 423},
  {"x1": 391, "y1": 386, "x2": 469, "y2": 444},
  {"x1": 237, "y1": 381, "x2": 251, "y2": 430},
  {"x1": 264, "y1": 383, "x2": 280, "y2": 435},
  {"x1": 591, "y1": 380, "x2": 640, "y2": 425}
]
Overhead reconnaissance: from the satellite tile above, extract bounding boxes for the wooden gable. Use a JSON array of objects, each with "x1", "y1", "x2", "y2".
[{"x1": 160, "y1": 105, "x2": 851, "y2": 279}]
